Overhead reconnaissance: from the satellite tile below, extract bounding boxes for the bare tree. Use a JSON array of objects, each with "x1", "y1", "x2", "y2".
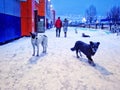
[
  {"x1": 107, "y1": 6, "x2": 120, "y2": 25},
  {"x1": 85, "y1": 5, "x2": 97, "y2": 24}
]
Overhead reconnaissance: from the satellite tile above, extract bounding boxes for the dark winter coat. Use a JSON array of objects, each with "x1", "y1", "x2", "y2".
[{"x1": 55, "y1": 19, "x2": 62, "y2": 28}]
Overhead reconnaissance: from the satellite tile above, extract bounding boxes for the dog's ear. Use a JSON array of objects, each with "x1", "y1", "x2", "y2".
[{"x1": 97, "y1": 42, "x2": 100, "y2": 45}]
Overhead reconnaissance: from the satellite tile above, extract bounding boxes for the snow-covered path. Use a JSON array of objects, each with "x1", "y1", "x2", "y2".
[{"x1": 0, "y1": 27, "x2": 120, "y2": 90}]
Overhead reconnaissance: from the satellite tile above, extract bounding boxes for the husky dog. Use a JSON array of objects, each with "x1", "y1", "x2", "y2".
[
  {"x1": 82, "y1": 33, "x2": 90, "y2": 37},
  {"x1": 30, "y1": 32, "x2": 48, "y2": 56},
  {"x1": 71, "y1": 41, "x2": 100, "y2": 66}
]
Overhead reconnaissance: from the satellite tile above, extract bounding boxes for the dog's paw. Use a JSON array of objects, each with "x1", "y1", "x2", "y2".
[
  {"x1": 36, "y1": 54, "x2": 39, "y2": 57},
  {"x1": 77, "y1": 56, "x2": 80, "y2": 58},
  {"x1": 32, "y1": 54, "x2": 35, "y2": 56},
  {"x1": 88, "y1": 61, "x2": 96, "y2": 66},
  {"x1": 90, "y1": 62, "x2": 96, "y2": 66},
  {"x1": 43, "y1": 51, "x2": 47, "y2": 53}
]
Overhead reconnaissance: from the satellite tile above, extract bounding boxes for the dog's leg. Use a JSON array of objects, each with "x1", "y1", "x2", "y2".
[
  {"x1": 86, "y1": 56, "x2": 95, "y2": 66},
  {"x1": 42, "y1": 37, "x2": 48, "y2": 53},
  {"x1": 42, "y1": 42, "x2": 45, "y2": 53},
  {"x1": 36, "y1": 44, "x2": 39, "y2": 56},
  {"x1": 76, "y1": 49, "x2": 79, "y2": 58},
  {"x1": 43, "y1": 46, "x2": 46, "y2": 53},
  {"x1": 42, "y1": 42, "x2": 47, "y2": 53},
  {"x1": 32, "y1": 44, "x2": 35, "y2": 56},
  {"x1": 79, "y1": 50, "x2": 82, "y2": 57}
]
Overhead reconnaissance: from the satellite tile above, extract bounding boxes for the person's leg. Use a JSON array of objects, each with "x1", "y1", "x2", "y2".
[
  {"x1": 58, "y1": 28, "x2": 61, "y2": 37},
  {"x1": 64, "y1": 32, "x2": 67, "y2": 37},
  {"x1": 64, "y1": 28, "x2": 67, "y2": 37},
  {"x1": 56, "y1": 28, "x2": 58, "y2": 37}
]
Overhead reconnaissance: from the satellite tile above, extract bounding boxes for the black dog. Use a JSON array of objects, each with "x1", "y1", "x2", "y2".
[{"x1": 71, "y1": 41, "x2": 100, "y2": 66}]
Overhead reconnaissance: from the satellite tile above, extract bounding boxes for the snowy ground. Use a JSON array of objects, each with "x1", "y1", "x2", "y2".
[{"x1": 0, "y1": 27, "x2": 120, "y2": 90}]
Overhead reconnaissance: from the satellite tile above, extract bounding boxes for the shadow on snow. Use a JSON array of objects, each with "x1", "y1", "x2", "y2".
[
  {"x1": 28, "y1": 53, "x2": 47, "y2": 64},
  {"x1": 78, "y1": 57, "x2": 113, "y2": 76}
]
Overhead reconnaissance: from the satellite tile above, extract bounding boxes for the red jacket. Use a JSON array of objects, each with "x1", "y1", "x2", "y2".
[{"x1": 55, "y1": 19, "x2": 62, "y2": 28}]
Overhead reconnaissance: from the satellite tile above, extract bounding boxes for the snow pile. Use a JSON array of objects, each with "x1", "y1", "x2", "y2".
[{"x1": 0, "y1": 27, "x2": 120, "y2": 90}]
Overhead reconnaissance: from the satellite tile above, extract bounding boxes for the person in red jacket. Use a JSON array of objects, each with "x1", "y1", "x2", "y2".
[{"x1": 55, "y1": 17, "x2": 62, "y2": 37}]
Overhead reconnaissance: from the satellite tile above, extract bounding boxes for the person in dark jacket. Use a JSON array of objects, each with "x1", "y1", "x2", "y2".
[{"x1": 55, "y1": 17, "x2": 62, "y2": 37}]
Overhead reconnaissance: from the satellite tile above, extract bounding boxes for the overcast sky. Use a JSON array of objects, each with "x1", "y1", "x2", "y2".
[{"x1": 51, "y1": 0, "x2": 120, "y2": 17}]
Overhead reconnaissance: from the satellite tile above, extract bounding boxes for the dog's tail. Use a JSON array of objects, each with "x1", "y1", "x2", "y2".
[{"x1": 71, "y1": 47, "x2": 76, "y2": 51}]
